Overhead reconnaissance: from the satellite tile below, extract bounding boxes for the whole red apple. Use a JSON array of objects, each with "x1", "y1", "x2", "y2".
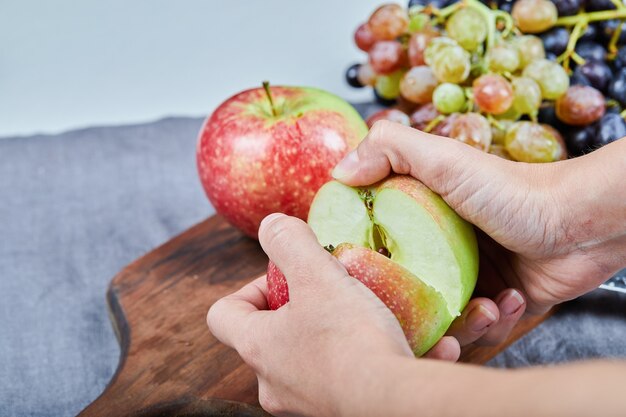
[{"x1": 197, "y1": 83, "x2": 368, "y2": 238}]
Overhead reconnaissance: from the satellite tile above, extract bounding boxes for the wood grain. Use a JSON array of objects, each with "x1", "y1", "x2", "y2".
[{"x1": 79, "y1": 215, "x2": 551, "y2": 417}]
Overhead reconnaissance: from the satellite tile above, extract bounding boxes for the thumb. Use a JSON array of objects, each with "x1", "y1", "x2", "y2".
[
  {"x1": 331, "y1": 120, "x2": 507, "y2": 199},
  {"x1": 258, "y1": 213, "x2": 348, "y2": 302}
]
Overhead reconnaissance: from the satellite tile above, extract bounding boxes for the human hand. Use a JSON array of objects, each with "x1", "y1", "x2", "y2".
[
  {"x1": 208, "y1": 213, "x2": 462, "y2": 416},
  {"x1": 331, "y1": 121, "x2": 625, "y2": 350}
]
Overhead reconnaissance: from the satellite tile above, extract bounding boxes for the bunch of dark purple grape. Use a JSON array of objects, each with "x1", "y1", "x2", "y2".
[{"x1": 345, "y1": 0, "x2": 626, "y2": 161}]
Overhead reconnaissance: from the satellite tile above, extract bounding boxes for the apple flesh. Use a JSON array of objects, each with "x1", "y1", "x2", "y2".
[
  {"x1": 197, "y1": 84, "x2": 368, "y2": 238},
  {"x1": 267, "y1": 175, "x2": 479, "y2": 355}
]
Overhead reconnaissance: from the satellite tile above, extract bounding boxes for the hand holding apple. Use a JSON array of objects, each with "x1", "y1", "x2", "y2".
[
  {"x1": 196, "y1": 83, "x2": 368, "y2": 238},
  {"x1": 208, "y1": 214, "x2": 441, "y2": 416},
  {"x1": 267, "y1": 174, "x2": 479, "y2": 356}
]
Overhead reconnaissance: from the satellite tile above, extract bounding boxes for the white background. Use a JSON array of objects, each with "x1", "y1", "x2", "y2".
[{"x1": 0, "y1": 0, "x2": 386, "y2": 137}]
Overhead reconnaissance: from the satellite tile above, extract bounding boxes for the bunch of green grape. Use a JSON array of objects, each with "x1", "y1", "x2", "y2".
[{"x1": 345, "y1": 0, "x2": 623, "y2": 162}]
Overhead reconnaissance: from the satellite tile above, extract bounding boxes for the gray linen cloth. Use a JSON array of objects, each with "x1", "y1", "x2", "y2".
[{"x1": 1, "y1": 110, "x2": 624, "y2": 417}]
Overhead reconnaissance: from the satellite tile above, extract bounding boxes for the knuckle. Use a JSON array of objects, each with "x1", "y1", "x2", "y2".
[
  {"x1": 260, "y1": 215, "x2": 302, "y2": 251},
  {"x1": 368, "y1": 120, "x2": 391, "y2": 144}
]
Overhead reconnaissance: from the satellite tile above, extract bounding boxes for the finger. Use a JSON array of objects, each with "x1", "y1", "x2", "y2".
[
  {"x1": 207, "y1": 275, "x2": 271, "y2": 349},
  {"x1": 476, "y1": 289, "x2": 526, "y2": 346},
  {"x1": 446, "y1": 298, "x2": 500, "y2": 346},
  {"x1": 331, "y1": 120, "x2": 497, "y2": 196},
  {"x1": 423, "y1": 336, "x2": 461, "y2": 361},
  {"x1": 258, "y1": 213, "x2": 348, "y2": 300}
]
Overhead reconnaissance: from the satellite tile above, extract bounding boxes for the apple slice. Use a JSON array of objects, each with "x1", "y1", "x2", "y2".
[
  {"x1": 333, "y1": 244, "x2": 454, "y2": 356},
  {"x1": 307, "y1": 176, "x2": 478, "y2": 316}
]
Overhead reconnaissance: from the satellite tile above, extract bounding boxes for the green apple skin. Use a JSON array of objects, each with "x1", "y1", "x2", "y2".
[{"x1": 307, "y1": 176, "x2": 478, "y2": 317}]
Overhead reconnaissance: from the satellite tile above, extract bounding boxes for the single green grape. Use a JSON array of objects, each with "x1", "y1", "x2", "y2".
[
  {"x1": 505, "y1": 121, "x2": 559, "y2": 162},
  {"x1": 522, "y1": 59, "x2": 569, "y2": 100},
  {"x1": 512, "y1": 77, "x2": 542, "y2": 116},
  {"x1": 488, "y1": 43, "x2": 520, "y2": 73},
  {"x1": 430, "y1": 44, "x2": 471, "y2": 83},
  {"x1": 432, "y1": 83, "x2": 466, "y2": 114},
  {"x1": 375, "y1": 70, "x2": 405, "y2": 100},
  {"x1": 409, "y1": 13, "x2": 430, "y2": 32},
  {"x1": 512, "y1": 0, "x2": 558, "y2": 34},
  {"x1": 446, "y1": 8, "x2": 487, "y2": 51},
  {"x1": 515, "y1": 35, "x2": 546, "y2": 68},
  {"x1": 424, "y1": 37, "x2": 458, "y2": 66}
]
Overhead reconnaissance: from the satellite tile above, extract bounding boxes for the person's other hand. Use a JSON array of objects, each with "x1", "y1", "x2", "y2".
[
  {"x1": 331, "y1": 121, "x2": 621, "y2": 352},
  {"x1": 207, "y1": 213, "x2": 435, "y2": 416}
]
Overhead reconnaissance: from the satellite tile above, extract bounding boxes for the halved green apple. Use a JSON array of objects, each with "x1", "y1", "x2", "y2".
[
  {"x1": 308, "y1": 176, "x2": 478, "y2": 318},
  {"x1": 308, "y1": 176, "x2": 478, "y2": 353},
  {"x1": 267, "y1": 175, "x2": 479, "y2": 356}
]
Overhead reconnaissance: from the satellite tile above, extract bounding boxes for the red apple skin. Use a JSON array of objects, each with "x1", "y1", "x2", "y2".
[
  {"x1": 266, "y1": 243, "x2": 453, "y2": 356},
  {"x1": 197, "y1": 86, "x2": 367, "y2": 238}
]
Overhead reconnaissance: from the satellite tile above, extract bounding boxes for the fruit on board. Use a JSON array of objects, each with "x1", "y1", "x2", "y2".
[
  {"x1": 267, "y1": 175, "x2": 479, "y2": 356},
  {"x1": 197, "y1": 83, "x2": 367, "y2": 238}
]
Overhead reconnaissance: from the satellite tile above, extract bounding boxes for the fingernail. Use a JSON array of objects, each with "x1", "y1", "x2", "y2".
[
  {"x1": 499, "y1": 290, "x2": 525, "y2": 316},
  {"x1": 469, "y1": 305, "x2": 497, "y2": 332},
  {"x1": 332, "y1": 150, "x2": 359, "y2": 180},
  {"x1": 260, "y1": 213, "x2": 285, "y2": 231}
]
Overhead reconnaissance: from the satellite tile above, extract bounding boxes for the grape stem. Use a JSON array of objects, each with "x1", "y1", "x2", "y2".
[
  {"x1": 464, "y1": 0, "x2": 497, "y2": 50},
  {"x1": 262, "y1": 81, "x2": 278, "y2": 117},
  {"x1": 557, "y1": 19, "x2": 587, "y2": 71},
  {"x1": 424, "y1": 115, "x2": 446, "y2": 133},
  {"x1": 555, "y1": 9, "x2": 626, "y2": 26},
  {"x1": 431, "y1": 2, "x2": 462, "y2": 22},
  {"x1": 493, "y1": 10, "x2": 515, "y2": 38},
  {"x1": 608, "y1": 21, "x2": 623, "y2": 57}
]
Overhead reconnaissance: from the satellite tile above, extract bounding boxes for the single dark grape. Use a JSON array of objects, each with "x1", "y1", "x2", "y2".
[
  {"x1": 540, "y1": 27, "x2": 570, "y2": 55},
  {"x1": 608, "y1": 68, "x2": 626, "y2": 105},
  {"x1": 408, "y1": 0, "x2": 452, "y2": 8},
  {"x1": 613, "y1": 46, "x2": 626, "y2": 70},
  {"x1": 586, "y1": 0, "x2": 616, "y2": 11},
  {"x1": 538, "y1": 105, "x2": 568, "y2": 131},
  {"x1": 565, "y1": 125, "x2": 596, "y2": 156},
  {"x1": 498, "y1": 0, "x2": 515, "y2": 13},
  {"x1": 575, "y1": 41, "x2": 607, "y2": 62},
  {"x1": 599, "y1": 20, "x2": 626, "y2": 45},
  {"x1": 594, "y1": 113, "x2": 626, "y2": 147},
  {"x1": 373, "y1": 89, "x2": 398, "y2": 106},
  {"x1": 579, "y1": 23, "x2": 599, "y2": 43},
  {"x1": 345, "y1": 63, "x2": 364, "y2": 88},
  {"x1": 570, "y1": 67, "x2": 592, "y2": 86},
  {"x1": 550, "y1": 0, "x2": 582, "y2": 16},
  {"x1": 577, "y1": 60, "x2": 613, "y2": 93}
]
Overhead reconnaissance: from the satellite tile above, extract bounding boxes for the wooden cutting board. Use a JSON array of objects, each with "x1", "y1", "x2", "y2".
[{"x1": 79, "y1": 215, "x2": 551, "y2": 417}]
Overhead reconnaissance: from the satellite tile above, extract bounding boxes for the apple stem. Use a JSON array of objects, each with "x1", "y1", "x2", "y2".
[{"x1": 262, "y1": 81, "x2": 278, "y2": 117}]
